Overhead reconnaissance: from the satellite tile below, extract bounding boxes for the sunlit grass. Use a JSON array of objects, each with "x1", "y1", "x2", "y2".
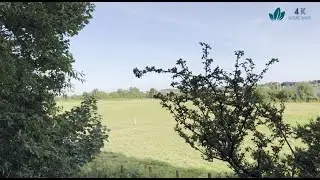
[{"x1": 58, "y1": 99, "x2": 320, "y2": 177}]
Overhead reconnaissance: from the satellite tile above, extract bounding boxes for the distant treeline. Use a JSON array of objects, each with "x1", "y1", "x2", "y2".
[
  {"x1": 257, "y1": 81, "x2": 320, "y2": 102},
  {"x1": 57, "y1": 87, "x2": 159, "y2": 100},
  {"x1": 57, "y1": 80, "x2": 320, "y2": 102}
]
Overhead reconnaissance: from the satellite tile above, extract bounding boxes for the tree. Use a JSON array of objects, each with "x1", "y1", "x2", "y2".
[
  {"x1": 128, "y1": 87, "x2": 143, "y2": 98},
  {"x1": 148, "y1": 88, "x2": 157, "y2": 98},
  {"x1": 275, "y1": 88, "x2": 296, "y2": 102},
  {"x1": 63, "y1": 94, "x2": 69, "y2": 100},
  {"x1": 294, "y1": 116, "x2": 320, "y2": 177},
  {"x1": 296, "y1": 82, "x2": 316, "y2": 101},
  {"x1": 90, "y1": 88, "x2": 106, "y2": 99},
  {"x1": 92, "y1": 88, "x2": 100, "y2": 96},
  {"x1": 133, "y1": 42, "x2": 319, "y2": 178},
  {"x1": 0, "y1": 2, "x2": 109, "y2": 177},
  {"x1": 269, "y1": 82, "x2": 281, "y2": 90}
]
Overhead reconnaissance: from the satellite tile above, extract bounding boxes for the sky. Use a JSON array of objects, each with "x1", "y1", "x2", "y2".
[{"x1": 68, "y1": 2, "x2": 320, "y2": 95}]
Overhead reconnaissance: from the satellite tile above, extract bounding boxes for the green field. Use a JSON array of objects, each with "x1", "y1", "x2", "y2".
[{"x1": 58, "y1": 99, "x2": 320, "y2": 178}]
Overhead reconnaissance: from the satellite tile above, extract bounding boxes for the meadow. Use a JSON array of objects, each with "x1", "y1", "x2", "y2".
[{"x1": 58, "y1": 99, "x2": 320, "y2": 178}]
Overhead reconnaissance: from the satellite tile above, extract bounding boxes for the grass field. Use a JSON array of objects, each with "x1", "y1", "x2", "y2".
[{"x1": 58, "y1": 99, "x2": 320, "y2": 178}]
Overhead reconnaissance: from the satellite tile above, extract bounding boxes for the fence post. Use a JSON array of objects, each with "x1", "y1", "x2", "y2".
[
  {"x1": 120, "y1": 165, "x2": 124, "y2": 178},
  {"x1": 176, "y1": 170, "x2": 179, "y2": 178},
  {"x1": 208, "y1": 173, "x2": 212, "y2": 178},
  {"x1": 148, "y1": 166, "x2": 152, "y2": 175}
]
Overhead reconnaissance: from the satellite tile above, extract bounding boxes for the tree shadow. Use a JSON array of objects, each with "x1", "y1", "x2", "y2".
[{"x1": 78, "y1": 151, "x2": 233, "y2": 178}]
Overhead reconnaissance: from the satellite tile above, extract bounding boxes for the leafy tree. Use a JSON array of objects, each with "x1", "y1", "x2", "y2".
[
  {"x1": 92, "y1": 88, "x2": 100, "y2": 96},
  {"x1": 269, "y1": 82, "x2": 281, "y2": 90},
  {"x1": 255, "y1": 87, "x2": 272, "y2": 102},
  {"x1": 0, "y1": 2, "x2": 109, "y2": 177},
  {"x1": 128, "y1": 87, "x2": 144, "y2": 98},
  {"x1": 133, "y1": 42, "x2": 319, "y2": 177},
  {"x1": 83, "y1": 92, "x2": 90, "y2": 97},
  {"x1": 90, "y1": 88, "x2": 108, "y2": 99},
  {"x1": 294, "y1": 116, "x2": 320, "y2": 177},
  {"x1": 275, "y1": 88, "x2": 297, "y2": 102},
  {"x1": 281, "y1": 81, "x2": 296, "y2": 87},
  {"x1": 63, "y1": 94, "x2": 69, "y2": 100},
  {"x1": 296, "y1": 82, "x2": 316, "y2": 101},
  {"x1": 148, "y1": 88, "x2": 158, "y2": 98}
]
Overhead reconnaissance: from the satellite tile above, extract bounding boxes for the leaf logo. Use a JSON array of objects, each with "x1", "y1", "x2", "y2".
[{"x1": 269, "y1": 7, "x2": 285, "y2": 21}]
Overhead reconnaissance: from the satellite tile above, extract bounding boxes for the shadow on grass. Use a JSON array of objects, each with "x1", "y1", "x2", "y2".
[{"x1": 78, "y1": 151, "x2": 234, "y2": 178}]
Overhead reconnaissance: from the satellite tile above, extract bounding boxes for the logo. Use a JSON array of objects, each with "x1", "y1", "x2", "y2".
[{"x1": 269, "y1": 7, "x2": 285, "y2": 21}]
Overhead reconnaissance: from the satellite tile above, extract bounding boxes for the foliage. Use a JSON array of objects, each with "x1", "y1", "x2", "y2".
[
  {"x1": 275, "y1": 88, "x2": 297, "y2": 102},
  {"x1": 256, "y1": 87, "x2": 298, "y2": 103},
  {"x1": 59, "y1": 87, "x2": 169, "y2": 100},
  {"x1": 60, "y1": 84, "x2": 319, "y2": 102},
  {"x1": 78, "y1": 152, "x2": 216, "y2": 178},
  {"x1": 256, "y1": 82, "x2": 320, "y2": 103},
  {"x1": 133, "y1": 42, "x2": 319, "y2": 177},
  {"x1": 60, "y1": 87, "x2": 149, "y2": 100},
  {"x1": 294, "y1": 116, "x2": 320, "y2": 178},
  {"x1": 147, "y1": 88, "x2": 158, "y2": 98},
  {"x1": 296, "y1": 82, "x2": 317, "y2": 102},
  {"x1": 0, "y1": 2, "x2": 108, "y2": 177}
]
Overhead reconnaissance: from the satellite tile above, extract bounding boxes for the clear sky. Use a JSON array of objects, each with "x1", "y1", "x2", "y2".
[{"x1": 68, "y1": 2, "x2": 320, "y2": 95}]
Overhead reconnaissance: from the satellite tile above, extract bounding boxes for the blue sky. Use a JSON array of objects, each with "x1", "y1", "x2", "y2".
[{"x1": 69, "y1": 2, "x2": 320, "y2": 95}]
